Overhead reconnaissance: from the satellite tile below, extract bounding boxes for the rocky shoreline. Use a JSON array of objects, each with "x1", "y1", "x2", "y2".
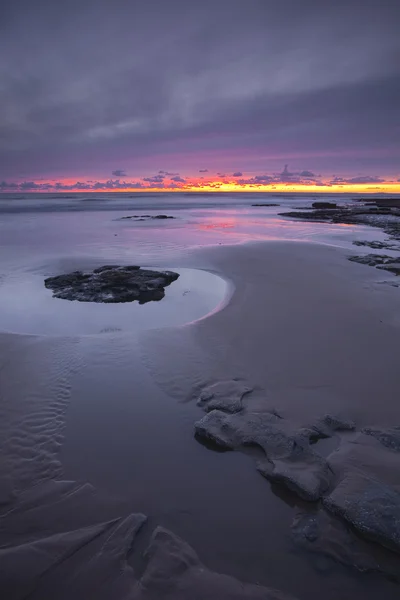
[
  {"x1": 280, "y1": 200, "x2": 400, "y2": 280},
  {"x1": 279, "y1": 202, "x2": 400, "y2": 241},
  {"x1": 119, "y1": 214, "x2": 176, "y2": 221}
]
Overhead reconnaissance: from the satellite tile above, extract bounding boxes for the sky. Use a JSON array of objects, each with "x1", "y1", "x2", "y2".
[{"x1": 1, "y1": 0, "x2": 399, "y2": 193}]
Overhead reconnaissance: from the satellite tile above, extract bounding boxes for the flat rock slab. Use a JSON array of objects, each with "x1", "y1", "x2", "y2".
[
  {"x1": 362, "y1": 426, "x2": 400, "y2": 452},
  {"x1": 348, "y1": 254, "x2": 400, "y2": 276},
  {"x1": 279, "y1": 205, "x2": 400, "y2": 241},
  {"x1": 353, "y1": 240, "x2": 400, "y2": 251},
  {"x1": 197, "y1": 380, "x2": 253, "y2": 413},
  {"x1": 195, "y1": 410, "x2": 331, "y2": 500},
  {"x1": 292, "y1": 509, "x2": 400, "y2": 579},
  {"x1": 44, "y1": 265, "x2": 180, "y2": 304},
  {"x1": 312, "y1": 202, "x2": 337, "y2": 209},
  {"x1": 120, "y1": 214, "x2": 175, "y2": 220},
  {"x1": 323, "y1": 473, "x2": 400, "y2": 553}
]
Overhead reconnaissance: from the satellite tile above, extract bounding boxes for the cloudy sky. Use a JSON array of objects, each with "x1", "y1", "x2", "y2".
[{"x1": 1, "y1": 0, "x2": 399, "y2": 192}]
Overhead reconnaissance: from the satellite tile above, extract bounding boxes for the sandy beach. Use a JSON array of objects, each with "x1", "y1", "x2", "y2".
[{"x1": 1, "y1": 220, "x2": 400, "y2": 598}]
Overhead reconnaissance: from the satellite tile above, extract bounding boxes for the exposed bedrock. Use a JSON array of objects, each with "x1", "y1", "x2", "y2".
[
  {"x1": 194, "y1": 409, "x2": 351, "y2": 501},
  {"x1": 311, "y1": 202, "x2": 337, "y2": 209},
  {"x1": 119, "y1": 214, "x2": 175, "y2": 220},
  {"x1": 279, "y1": 204, "x2": 400, "y2": 241},
  {"x1": 292, "y1": 509, "x2": 400, "y2": 580},
  {"x1": 44, "y1": 265, "x2": 180, "y2": 304},
  {"x1": 348, "y1": 254, "x2": 400, "y2": 276},
  {"x1": 194, "y1": 383, "x2": 400, "y2": 557}
]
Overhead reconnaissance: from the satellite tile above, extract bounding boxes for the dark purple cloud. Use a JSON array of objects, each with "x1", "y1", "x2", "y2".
[
  {"x1": 330, "y1": 175, "x2": 384, "y2": 184},
  {"x1": 170, "y1": 175, "x2": 186, "y2": 183},
  {"x1": 0, "y1": 0, "x2": 399, "y2": 182},
  {"x1": 345, "y1": 175, "x2": 384, "y2": 184},
  {"x1": 232, "y1": 172, "x2": 243, "y2": 177},
  {"x1": 143, "y1": 174, "x2": 165, "y2": 183},
  {"x1": 199, "y1": 169, "x2": 208, "y2": 173}
]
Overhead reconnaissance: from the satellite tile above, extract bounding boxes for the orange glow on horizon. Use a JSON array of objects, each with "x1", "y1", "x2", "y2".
[{"x1": 4, "y1": 177, "x2": 400, "y2": 194}]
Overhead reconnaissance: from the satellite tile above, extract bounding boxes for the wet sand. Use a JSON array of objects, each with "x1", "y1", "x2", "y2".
[{"x1": 1, "y1": 240, "x2": 400, "y2": 598}]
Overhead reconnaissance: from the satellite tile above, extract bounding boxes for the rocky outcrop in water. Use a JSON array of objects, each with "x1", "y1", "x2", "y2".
[
  {"x1": 353, "y1": 240, "x2": 400, "y2": 250},
  {"x1": 348, "y1": 254, "x2": 400, "y2": 275},
  {"x1": 120, "y1": 214, "x2": 175, "y2": 220},
  {"x1": 194, "y1": 383, "x2": 400, "y2": 565},
  {"x1": 312, "y1": 202, "x2": 337, "y2": 209},
  {"x1": 279, "y1": 205, "x2": 400, "y2": 241},
  {"x1": 195, "y1": 409, "x2": 334, "y2": 500},
  {"x1": 292, "y1": 509, "x2": 400, "y2": 579},
  {"x1": 252, "y1": 203, "x2": 280, "y2": 207},
  {"x1": 323, "y1": 473, "x2": 400, "y2": 553},
  {"x1": 44, "y1": 265, "x2": 180, "y2": 303},
  {"x1": 196, "y1": 380, "x2": 253, "y2": 413}
]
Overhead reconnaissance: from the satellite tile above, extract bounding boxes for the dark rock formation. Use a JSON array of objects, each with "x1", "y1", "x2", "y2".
[
  {"x1": 377, "y1": 262, "x2": 400, "y2": 276},
  {"x1": 362, "y1": 426, "x2": 400, "y2": 452},
  {"x1": 197, "y1": 380, "x2": 253, "y2": 413},
  {"x1": 120, "y1": 214, "x2": 175, "y2": 220},
  {"x1": 252, "y1": 203, "x2": 280, "y2": 207},
  {"x1": 312, "y1": 202, "x2": 337, "y2": 209},
  {"x1": 302, "y1": 414, "x2": 356, "y2": 442},
  {"x1": 348, "y1": 254, "x2": 400, "y2": 276},
  {"x1": 323, "y1": 473, "x2": 400, "y2": 553},
  {"x1": 44, "y1": 265, "x2": 180, "y2": 304},
  {"x1": 279, "y1": 205, "x2": 400, "y2": 242},
  {"x1": 348, "y1": 254, "x2": 395, "y2": 267},
  {"x1": 353, "y1": 240, "x2": 400, "y2": 250},
  {"x1": 292, "y1": 510, "x2": 400, "y2": 579},
  {"x1": 194, "y1": 410, "x2": 331, "y2": 500}
]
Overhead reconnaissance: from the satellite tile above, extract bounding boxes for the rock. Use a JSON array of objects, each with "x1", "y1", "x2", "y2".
[
  {"x1": 279, "y1": 205, "x2": 400, "y2": 242},
  {"x1": 139, "y1": 526, "x2": 298, "y2": 600},
  {"x1": 309, "y1": 414, "x2": 356, "y2": 439},
  {"x1": 252, "y1": 203, "x2": 280, "y2": 207},
  {"x1": 377, "y1": 262, "x2": 400, "y2": 276},
  {"x1": 348, "y1": 254, "x2": 400, "y2": 276},
  {"x1": 323, "y1": 472, "x2": 400, "y2": 553},
  {"x1": 44, "y1": 266, "x2": 180, "y2": 304},
  {"x1": 362, "y1": 426, "x2": 400, "y2": 452},
  {"x1": 292, "y1": 510, "x2": 400, "y2": 578},
  {"x1": 348, "y1": 254, "x2": 395, "y2": 266},
  {"x1": 197, "y1": 380, "x2": 253, "y2": 413},
  {"x1": 120, "y1": 214, "x2": 175, "y2": 220},
  {"x1": 353, "y1": 240, "x2": 400, "y2": 250},
  {"x1": 194, "y1": 410, "x2": 331, "y2": 500},
  {"x1": 312, "y1": 202, "x2": 337, "y2": 209}
]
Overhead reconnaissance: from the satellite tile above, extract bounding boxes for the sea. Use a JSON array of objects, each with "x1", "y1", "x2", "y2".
[{"x1": 0, "y1": 191, "x2": 395, "y2": 336}]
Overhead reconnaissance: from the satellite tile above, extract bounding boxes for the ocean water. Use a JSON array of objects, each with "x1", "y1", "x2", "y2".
[
  {"x1": 0, "y1": 191, "x2": 393, "y2": 335},
  {"x1": 0, "y1": 191, "x2": 389, "y2": 335}
]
